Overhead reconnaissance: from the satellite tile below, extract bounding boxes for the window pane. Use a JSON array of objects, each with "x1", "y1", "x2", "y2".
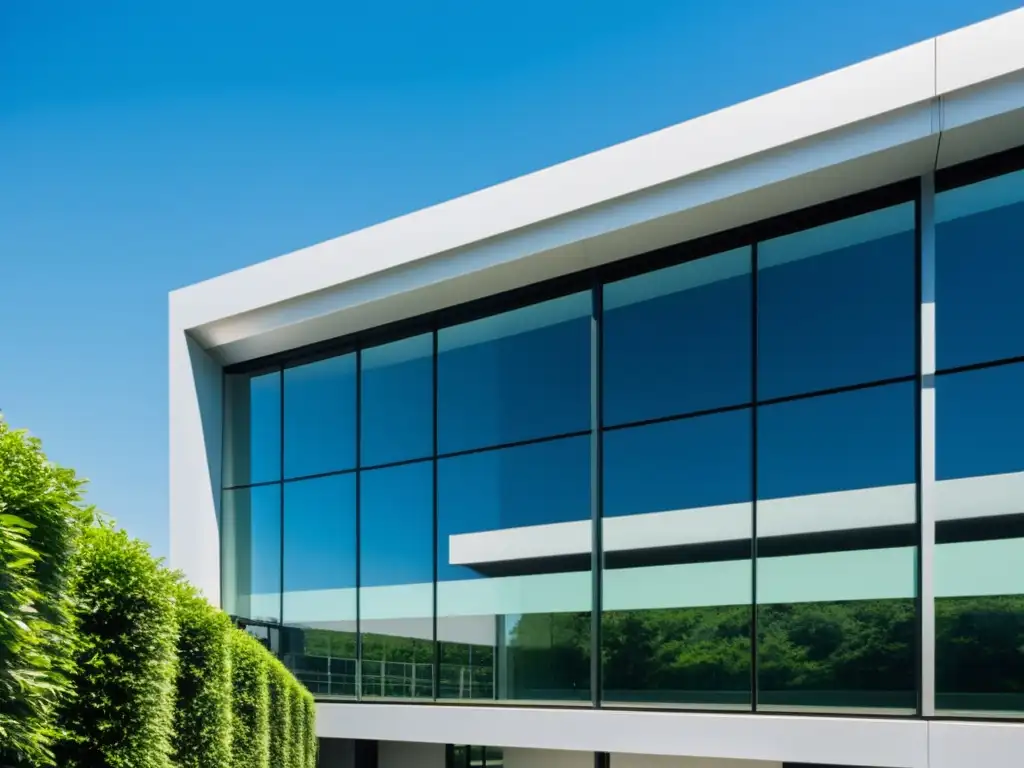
[
  {"x1": 361, "y1": 333, "x2": 434, "y2": 467},
  {"x1": 437, "y1": 436, "x2": 591, "y2": 702},
  {"x1": 283, "y1": 354, "x2": 356, "y2": 479},
  {"x1": 602, "y1": 409, "x2": 752, "y2": 708},
  {"x1": 222, "y1": 484, "x2": 281, "y2": 623},
  {"x1": 437, "y1": 293, "x2": 590, "y2": 454},
  {"x1": 937, "y1": 169, "x2": 1024, "y2": 369},
  {"x1": 603, "y1": 247, "x2": 752, "y2": 425},
  {"x1": 756, "y1": 383, "x2": 917, "y2": 712},
  {"x1": 757, "y1": 204, "x2": 915, "y2": 399},
  {"x1": 360, "y1": 461, "x2": 434, "y2": 699},
  {"x1": 936, "y1": 363, "x2": 1024, "y2": 714},
  {"x1": 224, "y1": 371, "x2": 280, "y2": 486},
  {"x1": 282, "y1": 474, "x2": 357, "y2": 697}
]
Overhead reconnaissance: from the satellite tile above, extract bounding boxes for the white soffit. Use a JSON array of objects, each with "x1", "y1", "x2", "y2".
[{"x1": 170, "y1": 9, "x2": 1024, "y2": 365}]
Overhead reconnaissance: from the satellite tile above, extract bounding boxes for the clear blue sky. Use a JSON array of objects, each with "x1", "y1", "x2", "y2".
[{"x1": 1, "y1": 0, "x2": 1019, "y2": 559}]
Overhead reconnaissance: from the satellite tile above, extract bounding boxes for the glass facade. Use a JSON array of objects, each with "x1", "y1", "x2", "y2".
[{"x1": 221, "y1": 150, "x2": 1024, "y2": 717}]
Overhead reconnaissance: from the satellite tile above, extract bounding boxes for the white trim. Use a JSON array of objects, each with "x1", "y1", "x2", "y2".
[{"x1": 316, "y1": 704, "x2": 929, "y2": 767}]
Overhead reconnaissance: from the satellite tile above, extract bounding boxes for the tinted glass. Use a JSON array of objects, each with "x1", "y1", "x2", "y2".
[
  {"x1": 361, "y1": 334, "x2": 434, "y2": 467},
  {"x1": 937, "y1": 170, "x2": 1024, "y2": 369},
  {"x1": 222, "y1": 484, "x2": 281, "y2": 623},
  {"x1": 936, "y1": 363, "x2": 1024, "y2": 714},
  {"x1": 224, "y1": 370, "x2": 280, "y2": 486},
  {"x1": 758, "y1": 204, "x2": 915, "y2": 399},
  {"x1": 756, "y1": 383, "x2": 917, "y2": 712},
  {"x1": 436, "y1": 436, "x2": 591, "y2": 702},
  {"x1": 360, "y1": 461, "x2": 434, "y2": 699},
  {"x1": 282, "y1": 474, "x2": 357, "y2": 697},
  {"x1": 283, "y1": 354, "x2": 356, "y2": 479},
  {"x1": 603, "y1": 247, "x2": 752, "y2": 425},
  {"x1": 437, "y1": 293, "x2": 590, "y2": 454},
  {"x1": 602, "y1": 409, "x2": 752, "y2": 707}
]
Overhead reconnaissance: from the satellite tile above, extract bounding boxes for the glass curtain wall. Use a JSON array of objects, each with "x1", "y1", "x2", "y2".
[
  {"x1": 934, "y1": 167, "x2": 1024, "y2": 715},
  {"x1": 220, "y1": 151, "x2": 1024, "y2": 717}
]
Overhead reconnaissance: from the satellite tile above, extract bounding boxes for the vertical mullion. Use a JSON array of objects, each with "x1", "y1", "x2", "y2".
[
  {"x1": 355, "y1": 349, "x2": 363, "y2": 700},
  {"x1": 918, "y1": 172, "x2": 937, "y2": 717},
  {"x1": 278, "y1": 366, "x2": 285, "y2": 646},
  {"x1": 432, "y1": 328, "x2": 440, "y2": 701},
  {"x1": 750, "y1": 243, "x2": 759, "y2": 713},
  {"x1": 590, "y1": 284, "x2": 604, "y2": 709}
]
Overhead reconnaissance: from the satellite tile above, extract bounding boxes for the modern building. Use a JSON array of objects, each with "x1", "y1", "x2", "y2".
[{"x1": 169, "y1": 9, "x2": 1024, "y2": 768}]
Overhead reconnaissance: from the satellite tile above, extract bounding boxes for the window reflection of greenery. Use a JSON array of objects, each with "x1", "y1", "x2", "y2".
[{"x1": 282, "y1": 596, "x2": 1024, "y2": 711}]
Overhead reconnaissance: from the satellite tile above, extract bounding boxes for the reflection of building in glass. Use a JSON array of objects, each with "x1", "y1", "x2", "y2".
[{"x1": 171, "y1": 10, "x2": 1024, "y2": 768}]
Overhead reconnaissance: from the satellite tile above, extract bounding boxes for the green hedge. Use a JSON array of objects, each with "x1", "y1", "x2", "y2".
[
  {"x1": 53, "y1": 525, "x2": 178, "y2": 768},
  {"x1": 172, "y1": 584, "x2": 233, "y2": 768},
  {"x1": 268, "y1": 657, "x2": 294, "y2": 768},
  {"x1": 0, "y1": 422, "x2": 88, "y2": 767},
  {"x1": 304, "y1": 691, "x2": 318, "y2": 768},
  {"x1": 230, "y1": 630, "x2": 270, "y2": 768},
  {"x1": 0, "y1": 420, "x2": 316, "y2": 768},
  {"x1": 289, "y1": 684, "x2": 306, "y2": 768}
]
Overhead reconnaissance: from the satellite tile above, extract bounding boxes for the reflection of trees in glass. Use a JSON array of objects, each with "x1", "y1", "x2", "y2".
[
  {"x1": 758, "y1": 599, "x2": 916, "y2": 708},
  {"x1": 281, "y1": 597, "x2": 1024, "y2": 712},
  {"x1": 937, "y1": 595, "x2": 1024, "y2": 711}
]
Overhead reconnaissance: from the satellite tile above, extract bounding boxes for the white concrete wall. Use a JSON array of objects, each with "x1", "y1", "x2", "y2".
[
  {"x1": 611, "y1": 756, "x2": 780, "y2": 768},
  {"x1": 379, "y1": 740, "x2": 446, "y2": 768}
]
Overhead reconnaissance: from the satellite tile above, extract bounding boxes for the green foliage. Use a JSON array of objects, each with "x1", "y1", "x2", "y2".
[
  {"x1": 288, "y1": 683, "x2": 307, "y2": 768},
  {"x1": 53, "y1": 525, "x2": 178, "y2": 768},
  {"x1": 230, "y1": 630, "x2": 270, "y2": 768},
  {"x1": 267, "y1": 658, "x2": 293, "y2": 768},
  {"x1": 303, "y1": 692, "x2": 317, "y2": 768},
  {"x1": 0, "y1": 421, "x2": 90, "y2": 767},
  {"x1": 172, "y1": 583, "x2": 233, "y2": 768}
]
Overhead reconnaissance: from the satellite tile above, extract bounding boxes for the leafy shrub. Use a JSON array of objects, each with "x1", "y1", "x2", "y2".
[
  {"x1": 267, "y1": 658, "x2": 293, "y2": 768},
  {"x1": 0, "y1": 422, "x2": 89, "y2": 767},
  {"x1": 172, "y1": 583, "x2": 233, "y2": 768},
  {"x1": 230, "y1": 630, "x2": 270, "y2": 768},
  {"x1": 288, "y1": 684, "x2": 306, "y2": 768},
  {"x1": 53, "y1": 524, "x2": 178, "y2": 768},
  {"x1": 303, "y1": 692, "x2": 317, "y2": 768}
]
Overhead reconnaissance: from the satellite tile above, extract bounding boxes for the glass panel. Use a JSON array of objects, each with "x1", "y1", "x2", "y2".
[
  {"x1": 603, "y1": 247, "x2": 752, "y2": 425},
  {"x1": 937, "y1": 169, "x2": 1024, "y2": 369},
  {"x1": 222, "y1": 484, "x2": 281, "y2": 623},
  {"x1": 936, "y1": 363, "x2": 1024, "y2": 714},
  {"x1": 436, "y1": 436, "x2": 591, "y2": 702},
  {"x1": 602, "y1": 409, "x2": 752, "y2": 707},
  {"x1": 756, "y1": 383, "x2": 917, "y2": 712},
  {"x1": 757, "y1": 204, "x2": 915, "y2": 399},
  {"x1": 484, "y1": 746, "x2": 504, "y2": 767},
  {"x1": 361, "y1": 333, "x2": 434, "y2": 467},
  {"x1": 437, "y1": 292, "x2": 590, "y2": 454},
  {"x1": 360, "y1": 461, "x2": 434, "y2": 699},
  {"x1": 224, "y1": 370, "x2": 280, "y2": 486},
  {"x1": 283, "y1": 354, "x2": 356, "y2": 479},
  {"x1": 281, "y1": 474, "x2": 357, "y2": 697}
]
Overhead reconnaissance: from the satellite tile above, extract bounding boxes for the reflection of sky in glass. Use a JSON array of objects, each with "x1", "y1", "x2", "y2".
[
  {"x1": 284, "y1": 354, "x2": 356, "y2": 478},
  {"x1": 937, "y1": 169, "x2": 1024, "y2": 370},
  {"x1": 224, "y1": 371, "x2": 281, "y2": 487},
  {"x1": 604, "y1": 408, "x2": 751, "y2": 517},
  {"x1": 361, "y1": 334, "x2": 433, "y2": 467},
  {"x1": 758, "y1": 204, "x2": 915, "y2": 399},
  {"x1": 438, "y1": 436, "x2": 589, "y2": 581},
  {"x1": 758, "y1": 382, "x2": 915, "y2": 498},
  {"x1": 937, "y1": 363, "x2": 1024, "y2": 480},
  {"x1": 437, "y1": 292, "x2": 590, "y2": 454},
  {"x1": 361, "y1": 461, "x2": 433, "y2": 587},
  {"x1": 283, "y1": 474, "x2": 355, "y2": 592},
  {"x1": 603, "y1": 248, "x2": 751, "y2": 425}
]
